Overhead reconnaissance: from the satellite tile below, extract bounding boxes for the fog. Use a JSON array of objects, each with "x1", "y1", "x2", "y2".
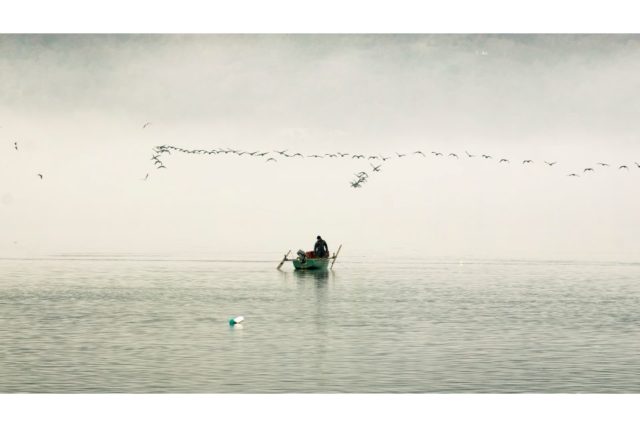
[{"x1": 1, "y1": 35, "x2": 639, "y2": 261}]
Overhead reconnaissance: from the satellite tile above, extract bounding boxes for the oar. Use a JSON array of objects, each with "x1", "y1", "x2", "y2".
[
  {"x1": 330, "y1": 244, "x2": 342, "y2": 270},
  {"x1": 277, "y1": 250, "x2": 291, "y2": 270}
]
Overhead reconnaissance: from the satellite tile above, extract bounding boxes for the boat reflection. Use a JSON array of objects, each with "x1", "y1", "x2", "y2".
[{"x1": 293, "y1": 269, "x2": 332, "y2": 287}]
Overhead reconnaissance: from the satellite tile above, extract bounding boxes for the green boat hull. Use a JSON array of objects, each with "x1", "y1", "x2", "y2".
[{"x1": 292, "y1": 257, "x2": 330, "y2": 270}]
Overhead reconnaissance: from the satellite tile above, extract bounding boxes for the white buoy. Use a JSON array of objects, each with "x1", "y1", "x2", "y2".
[{"x1": 229, "y1": 316, "x2": 244, "y2": 326}]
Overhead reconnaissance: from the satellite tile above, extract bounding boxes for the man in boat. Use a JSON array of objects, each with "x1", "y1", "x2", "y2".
[{"x1": 314, "y1": 235, "x2": 329, "y2": 258}]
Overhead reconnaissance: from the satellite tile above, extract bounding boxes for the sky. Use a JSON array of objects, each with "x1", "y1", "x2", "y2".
[{"x1": 1, "y1": 34, "x2": 639, "y2": 261}]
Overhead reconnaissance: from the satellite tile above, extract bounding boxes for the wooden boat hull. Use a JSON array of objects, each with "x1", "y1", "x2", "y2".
[
  {"x1": 292, "y1": 257, "x2": 330, "y2": 270},
  {"x1": 277, "y1": 244, "x2": 341, "y2": 271}
]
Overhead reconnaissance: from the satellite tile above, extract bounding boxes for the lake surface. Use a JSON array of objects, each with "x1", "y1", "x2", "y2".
[{"x1": 1, "y1": 255, "x2": 640, "y2": 393}]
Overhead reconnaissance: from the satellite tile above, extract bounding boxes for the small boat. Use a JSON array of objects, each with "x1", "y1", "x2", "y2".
[{"x1": 277, "y1": 244, "x2": 342, "y2": 270}]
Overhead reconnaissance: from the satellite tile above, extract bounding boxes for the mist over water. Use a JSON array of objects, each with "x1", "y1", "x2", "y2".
[
  {"x1": 2, "y1": 255, "x2": 639, "y2": 393},
  {"x1": 2, "y1": 35, "x2": 640, "y2": 394},
  {"x1": 1, "y1": 35, "x2": 640, "y2": 261}
]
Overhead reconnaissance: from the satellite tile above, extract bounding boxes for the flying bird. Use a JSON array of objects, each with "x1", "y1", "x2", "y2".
[
  {"x1": 352, "y1": 154, "x2": 364, "y2": 159},
  {"x1": 396, "y1": 152, "x2": 407, "y2": 158},
  {"x1": 619, "y1": 165, "x2": 629, "y2": 170},
  {"x1": 381, "y1": 156, "x2": 390, "y2": 161},
  {"x1": 157, "y1": 165, "x2": 166, "y2": 169},
  {"x1": 37, "y1": 173, "x2": 43, "y2": 180},
  {"x1": 448, "y1": 153, "x2": 458, "y2": 159},
  {"x1": 143, "y1": 173, "x2": 149, "y2": 180},
  {"x1": 142, "y1": 122, "x2": 151, "y2": 129},
  {"x1": 307, "y1": 154, "x2": 324, "y2": 158},
  {"x1": 370, "y1": 163, "x2": 382, "y2": 172},
  {"x1": 522, "y1": 160, "x2": 533, "y2": 164},
  {"x1": 465, "y1": 151, "x2": 475, "y2": 158},
  {"x1": 545, "y1": 161, "x2": 557, "y2": 166},
  {"x1": 266, "y1": 157, "x2": 277, "y2": 162},
  {"x1": 275, "y1": 150, "x2": 288, "y2": 155},
  {"x1": 431, "y1": 151, "x2": 443, "y2": 156},
  {"x1": 14, "y1": 142, "x2": 18, "y2": 150},
  {"x1": 567, "y1": 173, "x2": 580, "y2": 177},
  {"x1": 413, "y1": 151, "x2": 426, "y2": 157},
  {"x1": 350, "y1": 181, "x2": 362, "y2": 188},
  {"x1": 498, "y1": 158, "x2": 509, "y2": 163},
  {"x1": 583, "y1": 168, "x2": 594, "y2": 173},
  {"x1": 635, "y1": 162, "x2": 640, "y2": 168},
  {"x1": 481, "y1": 154, "x2": 492, "y2": 159},
  {"x1": 596, "y1": 162, "x2": 609, "y2": 167}
]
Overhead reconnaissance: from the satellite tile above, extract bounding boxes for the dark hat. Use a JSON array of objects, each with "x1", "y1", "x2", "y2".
[{"x1": 317, "y1": 235, "x2": 321, "y2": 239}]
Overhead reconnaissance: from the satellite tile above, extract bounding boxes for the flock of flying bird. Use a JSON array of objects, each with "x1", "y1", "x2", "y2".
[
  {"x1": 150, "y1": 142, "x2": 640, "y2": 188},
  {"x1": 6, "y1": 121, "x2": 639, "y2": 187}
]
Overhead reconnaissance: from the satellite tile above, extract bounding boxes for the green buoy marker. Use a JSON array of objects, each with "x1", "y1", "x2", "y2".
[{"x1": 229, "y1": 316, "x2": 244, "y2": 326}]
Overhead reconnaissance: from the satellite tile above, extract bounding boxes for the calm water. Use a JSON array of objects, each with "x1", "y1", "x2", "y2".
[{"x1": 1, "y1": 255, "x2": 640, "y2": 393}]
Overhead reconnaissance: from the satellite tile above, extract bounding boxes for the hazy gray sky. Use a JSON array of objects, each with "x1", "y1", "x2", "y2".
[{"x1": 1, "y1": 35, "x2": 639, "y2": 260}]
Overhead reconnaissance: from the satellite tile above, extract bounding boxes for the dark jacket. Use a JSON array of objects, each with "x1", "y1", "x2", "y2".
[{"x1": 314, "y1": 239, "x2": 329, "y2": 257}]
